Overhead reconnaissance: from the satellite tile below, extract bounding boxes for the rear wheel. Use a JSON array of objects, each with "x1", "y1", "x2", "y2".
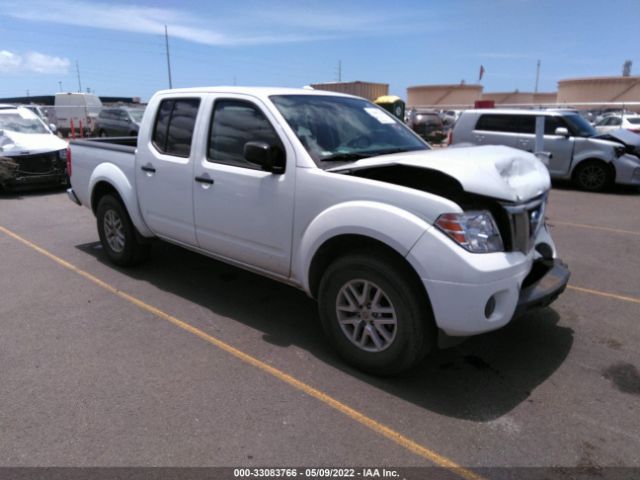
[
  {"x1": 318, "y1": 252, "x2": 435, "y2": 376},
  {"x1": 96, "y1": 194, "x2": 150, "y2": 266},
  {"x1": 573, "y1": 160, "x2": 613, "y2": 192},
  {"x1": 99, "y1": 129, "x2": 107, "y2": 138}
]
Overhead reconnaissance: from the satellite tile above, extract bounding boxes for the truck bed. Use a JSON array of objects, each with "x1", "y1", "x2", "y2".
[{"x1": 70, "y1": 137, "x2": 137, "y2": 153}]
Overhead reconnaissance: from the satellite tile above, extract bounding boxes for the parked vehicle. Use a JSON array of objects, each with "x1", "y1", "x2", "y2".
[
  {"x1": 0, "y1": 104, "x2": 68, "y2": 190},
  {"x1": 95, "y1": 106, "x2": 145, "y2": 137},
  {"x1": 48, "y1": 92, "x2": 102, "y2": 137},
  {"x1": 451, "y1": 109, "x2": 640, "y2": 191},
  {"x1": 20, "y1": 104, "x2": 50, "y2": 123},
  {"x1": 594, "y1": 114, "x2": 640, "y2": 135},
  {"x1": 407, "y1": 108, "x2": 445, "y2": 142},
  {"x1": 67, "y1": 87, "x2": 569, "y2": 375}
]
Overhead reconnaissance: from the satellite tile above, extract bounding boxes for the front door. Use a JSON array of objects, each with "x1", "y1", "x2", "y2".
[{"x1": 193, "y1": 95, "x2": 295, "y2": 277}]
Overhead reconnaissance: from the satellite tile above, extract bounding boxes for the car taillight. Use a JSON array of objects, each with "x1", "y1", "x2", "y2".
[
  {"x1": 66, "y1": 145, "x2": 72, "y2": 177},
  {"x1": 447, "y1": 130, "x2": 453, "y2": 145}
]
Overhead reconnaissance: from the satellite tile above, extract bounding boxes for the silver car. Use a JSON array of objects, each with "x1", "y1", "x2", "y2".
[{"x1": 451, "y1": 109, "x2": 640, "y2": 191}]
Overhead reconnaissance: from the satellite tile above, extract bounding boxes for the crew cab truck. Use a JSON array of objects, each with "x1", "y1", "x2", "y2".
[{"x1": 67, "y1": 87, "x2": 570, "y2": 375}]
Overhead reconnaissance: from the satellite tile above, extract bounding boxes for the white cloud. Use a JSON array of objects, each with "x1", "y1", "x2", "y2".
[
  {"x1": 0, "y1": 50, "x2": 70, "y2": 74},
  {"x1": 0, "y1": 0, "x2": 414, "y2": 46}
]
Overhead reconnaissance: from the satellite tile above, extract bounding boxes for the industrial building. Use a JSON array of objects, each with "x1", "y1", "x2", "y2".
[
  {"x1": 406, "y1": 83, "x2": 482, "y2": 107},
  {"x1": 309, "y1": 81, "x2": 388, "y2": 101},
  {"x1": 481, "y1": 91, "x2": 557, "y2": 105}
]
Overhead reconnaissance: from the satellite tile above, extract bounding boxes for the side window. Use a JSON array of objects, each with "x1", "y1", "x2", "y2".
[
  {"x1": 609, "y1": 117, "x2": 622, "y2": 126},
  {"x1": 544, "y1": 116, "x2": 566, "y2": 134},
  {"x1": 518, "y1": 115, "x2": 536, "y2": 135},
  {"x1": 152, "y1": 98, "x2": 200, "y2": 157},
  {"x1": 475, "y1": 114, "x2": 519, "y2": 133},
  {"x1": 208, "y1": 99, "x2": 283, "y2": 169}
]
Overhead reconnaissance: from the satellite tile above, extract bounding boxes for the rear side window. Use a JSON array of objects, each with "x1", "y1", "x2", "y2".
[
  {"x1": 152, "y1": 98, "x2": 200, "y2": 157},
  {"x1": 208, "y1": 99, "x2": 283, "y2": 169},
  {"x1": 475, "y1": 114, "x2": 519, "y2": 133},
  {"x1": 518, "y1": 115, "x2": 536, "y2": 134}
]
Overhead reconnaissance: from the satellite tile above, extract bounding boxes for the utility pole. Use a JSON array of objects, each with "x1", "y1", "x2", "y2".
[
  {"x1": 534, "y1": 59, "x2": 541, "y2": 94},
  {"x1": 165, "y1": 25, "x2": 173, "y2": 89},
  {"x1": 26, "y1": 89, "x2": 30, "y2": 98},
  {"x1": 58, "y1": 81, "x2": 63, "y2": 92},
  {"x1": 337, "y1": 60, "x2": 342, "y2": 82},
  {"x1": 76, "y1": 61, "x2": 82, "y2": 93}
]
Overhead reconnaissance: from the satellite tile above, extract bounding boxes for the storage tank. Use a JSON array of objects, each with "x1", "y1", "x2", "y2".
[
  {"x1": 309, "y1": 81, "x2": 389, "y2": 101},
  {"x1": 407, "y1": 84, "x2": 483, "y2": 107},
  {"x1": 558, "y1": 76, "x2": 640, "y2": 104}
]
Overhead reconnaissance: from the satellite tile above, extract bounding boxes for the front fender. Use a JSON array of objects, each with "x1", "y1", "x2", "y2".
[
  {"x1": 294, "y1": 201, "x2": 432, "y2": 293},
  {"x1": 89, "y1": 163, "x2": 153, "y2": 237}
]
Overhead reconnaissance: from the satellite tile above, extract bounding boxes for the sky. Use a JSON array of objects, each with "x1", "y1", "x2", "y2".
[{"x1": 0, "y1": 0, "x2": 638, "y2": 102}]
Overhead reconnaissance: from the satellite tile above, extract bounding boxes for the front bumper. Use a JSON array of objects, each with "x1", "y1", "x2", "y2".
[
  {"x1": 515, "y1": 259, "x2": 570, "y2": 316},
  {"x1": 407, "y1": 224, "x2": 569, "y2": 336},
  {"x1": 613, "y1": 154, "x2": 640, "y2": 186}
]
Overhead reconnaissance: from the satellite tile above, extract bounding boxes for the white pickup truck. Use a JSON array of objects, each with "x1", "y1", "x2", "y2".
[{"x1": 67, "y1": 87, "x2": 569, "y2": 375}]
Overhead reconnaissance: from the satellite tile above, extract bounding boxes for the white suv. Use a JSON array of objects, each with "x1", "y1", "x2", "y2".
[{"x1": 451, "y1": 109, "x2": 640, "y2": 191}]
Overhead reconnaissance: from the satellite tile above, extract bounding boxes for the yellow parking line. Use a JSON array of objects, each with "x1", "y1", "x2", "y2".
[
  {"x1": 549, "y1": 220, "x2": 640, "y2": 237},
  {"x1": 0, "y1": 225, "x2": 483, "y2": 480},
  {"x1": 567, "y1": 285, "x2": 640, "y2": 305}
]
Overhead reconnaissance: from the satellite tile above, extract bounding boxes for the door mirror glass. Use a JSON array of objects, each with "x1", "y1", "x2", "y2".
[
  {"x1": 244, "y1": 141, "x2": 286, "y2": 174},
  {"x1": 554, "y1": 127, "x2": 569, "y2": 137}
]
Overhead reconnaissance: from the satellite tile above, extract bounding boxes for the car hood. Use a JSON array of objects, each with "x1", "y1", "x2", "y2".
[
  {"x1": 0, "y1": 130, "x2": 67, "y2": 155},
  {"x1": 595, "y1": 128, "x2": 640, "y2": 148},
  {"x1": 328, "y1": 145, "x2": 551, "y2": 202}
]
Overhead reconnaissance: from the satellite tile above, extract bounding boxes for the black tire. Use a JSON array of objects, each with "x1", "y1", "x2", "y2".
[
  {"x1": 96, "y1": 194, "x2": 150, "y2": 266},
  {"x1": 318, "y1": 252, "x2": 435, "y2": 376},
  {"x1": 99, "y1": 129, "x2": 107, "y2": 138},
  {"x1": 573, "y1": 160, "x2": 613, "y2": 192}
]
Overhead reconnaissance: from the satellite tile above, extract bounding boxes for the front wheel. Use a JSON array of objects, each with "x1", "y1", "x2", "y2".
[
  {"x1": 318, "y1": 253, "x2": 435, "y2": 376},
  {"x1": 96, "y1": 194, "x2": 150, "y2": 266},
  {"x1": 573, "y1": 160, "x2": 613, "y2": 192}
]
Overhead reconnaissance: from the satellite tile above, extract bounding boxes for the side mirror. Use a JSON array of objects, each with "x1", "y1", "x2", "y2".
[
  {"x1": 244, "y1": 141, "x2": 286, "y2": 174},
  {"x1": 554, "y1": 127, "x2": 569, "y2": 137},
  {"x1": 49, "y1": 124, "x2": 57, "y2": 133}
]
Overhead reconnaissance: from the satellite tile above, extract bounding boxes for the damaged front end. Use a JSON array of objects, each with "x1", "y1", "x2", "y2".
[{"x1": 0, "y1": 151, "x2": 68, "y2": 191}]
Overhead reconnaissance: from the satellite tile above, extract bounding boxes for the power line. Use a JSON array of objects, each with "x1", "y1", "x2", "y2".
[{"x1": 165, "y1": 25, "x2": 173, "y2": 89}]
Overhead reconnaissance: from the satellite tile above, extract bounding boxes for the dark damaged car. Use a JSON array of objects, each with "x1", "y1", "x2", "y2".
[{"x1": 0, "y1": 104, "x2": 69, "y2": 191}]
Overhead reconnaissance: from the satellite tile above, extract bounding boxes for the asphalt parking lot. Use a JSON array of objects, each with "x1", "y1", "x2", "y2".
[{"x1": 0, "y1": 184, "x2": 639, "y2": 477}]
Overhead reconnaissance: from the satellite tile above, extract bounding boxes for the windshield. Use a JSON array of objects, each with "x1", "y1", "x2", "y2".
[
  {"x1": 129, "y1": 109, "x2": 145, "y2": 122},
  {"x1": 563, "y1": 113, "x2": 597, "y2": 137},
  {"x1": 270, "y1": 94, "x2": 428, "y2": 168},
  {"x1": 0, "y1": 111, "x2": 49, "y2": 134},
  {"x1": 626, "y1": 117, "x2": 640, "y2": 125}
]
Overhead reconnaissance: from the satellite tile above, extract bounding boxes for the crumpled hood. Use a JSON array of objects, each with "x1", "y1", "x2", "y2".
[
  {"x1": 595, "y1": 129, "x2": 640, "y2": 148},
  {"x1": 0, "y1": 130, "x2": 67, "y2": 156},
  {"x1": 329, "y1": 145, "x2": 551, "y2": 202}
]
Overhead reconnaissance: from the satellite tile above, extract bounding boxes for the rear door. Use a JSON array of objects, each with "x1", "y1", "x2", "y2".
[
  {"x1": 193, "y1": 95, "x2": 295, "y2": 276},
  {"x1": 136, "y1": 97, "x2": 201, "y2": 246},
  {"x1": 471, "y1": 114, "x2": 520, "y2": 147}
]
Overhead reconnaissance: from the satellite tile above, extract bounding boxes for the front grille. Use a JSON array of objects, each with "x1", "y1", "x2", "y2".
[
  {"x1": 14, "y1": 153, "x2": 63, "y2": 175},
  {"x1": 500, "y1": 195, "x2": 547, "y2": 253}
]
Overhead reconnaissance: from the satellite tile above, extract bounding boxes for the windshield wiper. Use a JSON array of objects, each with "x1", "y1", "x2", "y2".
[
  {"x1": 364, "y1": 147, "x2": 417, "y2": 156},
  {"x1": 319, "y1": 152, "x2": 372, "y2": 162}
]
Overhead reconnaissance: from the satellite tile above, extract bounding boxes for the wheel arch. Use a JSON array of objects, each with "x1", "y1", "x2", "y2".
[
  {"x1": 88, "y1": 165, "x2": 153, "y2": 237},
  {"x1": 307, "y1": 234, "x2": 432, "y2": 314},
  {"x1": 571, "y1": 157, "x2": 616, "y2": 189}
]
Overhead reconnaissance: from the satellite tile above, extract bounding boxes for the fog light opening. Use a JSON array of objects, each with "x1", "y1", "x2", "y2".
[{"x1": 485, "y1": 295, "x2": 496, "y2": 319}]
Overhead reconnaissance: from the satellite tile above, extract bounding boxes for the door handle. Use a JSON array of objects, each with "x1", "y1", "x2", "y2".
[
  {"x1": 195, "y1": 176, "x2": 214, "y2": 185},
  {"x1": 141, "y1": 165, "x2": 156, "y2": 173}
]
